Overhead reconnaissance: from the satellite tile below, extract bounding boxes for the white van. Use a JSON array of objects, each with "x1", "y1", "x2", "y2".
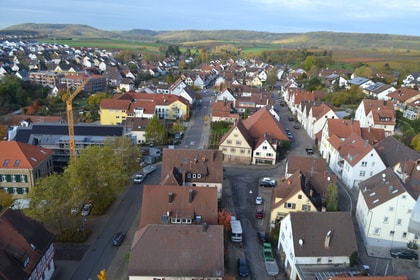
[{"x1": 230, "y1": 216, "x2": 243, "y2": 242}]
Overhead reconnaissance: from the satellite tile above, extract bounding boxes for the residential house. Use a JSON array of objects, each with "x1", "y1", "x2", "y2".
[
  {"x1": 160, "y1": 149, "x2": 224, "y2": 199},
  {"x1": 354, "y1": 99, "x2": 396, "y2": 136},
  {"x1": 0, "y1": 209, "x2": 56, "y2": 280},
  {"x1": 375, "y1": 136, "x2": 420, "y2": 173},
  {"x1": 215, "y1": 89, "x2": 236, "y2": 107},
  {"x1": 306, "y1": 103, "x2": 338, "y2": 140},
  {"x1": 279, "y1": 212, "x2": 358, "y2": 280},
  {"x1": 355, "y1": 168, "x2": 417, "y2": 257},
  {"x1": 402, "y1": 72, "x2": 420, "y2": 88},
  {"x1": 346, "y1": 77, "x2": 374, "y2": 90},
  {"x1": 270, "y1": 170, "x2": 318, "y2": 226},
  {"x1": 129, "y1": 224, "x2": 224, "y2": 280},
  {"x1": 193, "y1": 74, "x2": 205, "y2": 89},
  {"x1": 285, "y1": 156, "x2": 337, "y2": 210},
  {"x1": 219, "y1": 107, "x2": 289, "y2": 165},
  {"x1": 218, "y1": 120, "x2": 254, "y2": 164},
  {"x1": 328, "y1": 132, "x2": 386, "y2": 189},
  {"x1": 210, "y1": 100, "x2": 240, "y2": 123},
  {"x1": 319, "y1": 119, "x2": 361, "y2": 162},
  {"x1": 364, "y1": 82, "x2": 396, "y2": 100},
  {"x1": 99, "y1": 92, "x2": 190, "y2": 125},
  {"x1": 0, "y1": 141, "x2": 53, "y2": 195},
  {"x1": 252, "y1": 133, "x2": 278, "y2": 165},
  {"x1": 119, "y1": 78, "x2": 135, "y2": 92},
  {"x1": 124, "y1": 117, "x2": 149, "y2": 144},
  {"x1": 387, "y1": 87, "x2": 420, "y2": 120},
  {"x1": 169, "y1": 78, "x2": 187, "y2": 95},
  {"x1": 138, "y1": 185, "x2": 218, "y2": 229}
]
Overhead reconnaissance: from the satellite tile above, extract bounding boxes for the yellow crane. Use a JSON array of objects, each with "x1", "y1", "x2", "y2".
[{"x1": 66, "y1": 78, "x2": 91, "y2": 161}]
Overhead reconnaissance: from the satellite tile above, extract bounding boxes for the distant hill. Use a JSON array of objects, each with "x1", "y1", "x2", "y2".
[{"x1": 3, "y1": 23, "x2": 420, "y2": 50}]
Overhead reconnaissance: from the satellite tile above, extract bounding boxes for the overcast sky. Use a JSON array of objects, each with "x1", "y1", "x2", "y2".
[{"x1": 2, "y1": 0, "x2": 420, "y2": 36}]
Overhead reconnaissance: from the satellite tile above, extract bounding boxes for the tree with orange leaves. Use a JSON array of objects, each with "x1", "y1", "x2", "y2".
[{"x1": 218, "y1": 208, "x2": 232, "y2": 232}]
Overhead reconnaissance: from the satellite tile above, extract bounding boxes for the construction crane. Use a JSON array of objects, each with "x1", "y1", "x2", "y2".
[{"x1": 66, "y1": 78, "x2": 91, "y2": 161}]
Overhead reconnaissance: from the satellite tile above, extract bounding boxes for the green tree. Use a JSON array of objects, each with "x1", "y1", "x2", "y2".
[
  {"x1": 354, "y1": 65, "x2": 373, "y2": 78},
  {"x1": 325, "y1": 183, "x2": 339, "y2": 211},
  {"x1": 172, "y1": 119, "x2": 185, "y2": 133},
  {"x1": 411, "y1": 133, "x2": 420, "y2": 151},
  {"x1": 145, "y1": 115, "x2": 168, "y2": 145},
  {"x1": 0, "y1": 191, "x2": 14, "y2": 211},
  {"x1": 26, "y1": 173, "x2": 74, "y2": 233},
  {"x1": 265, "y1": 68, "x2": 278, "y2": 88}
]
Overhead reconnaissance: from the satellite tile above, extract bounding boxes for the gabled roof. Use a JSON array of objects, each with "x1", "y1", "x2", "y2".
[
  {"x1": 138, "y1": 185, "x2": 218, "y2": 229},
  {"x1": 387, "y1": 87, "x2": 420, "y2": 101},
  {"x1": 331, "y1": 133, "x2": 375, "y2": 167},
  {"x1": 326, "y1": 119, "x2": 361, "y2": 139},
  {"x1": 160, "y1": 149, "x2": 223, "y2": 185},
  {"x1": 360, "y1": 127, "x2": 385, "y2": 145},
  {"x1": 0, "y1": 209, "x2": 55, "y2": 279},
  {"x1": 287, "y1": 156, "x2": 327, "y2": 176},
  {"x1": 375, "y1": 136, "x2": 420, "y2": 168},
  {"x1": 288, "y1": 212, "x2": 357, "y2": 257},
  {"x1": 359, "y1": 167, "x2": 408, "y2": 208},
  {"x1": 310, "y1": 103, "x2": 335, "y2": 119},
  {"x1": 274, "y1": 170, "x2": 304, "y2": 204},
  {"x1": 348, "y1": 77, "x2": 370, "y2": 86},
  {"x1": 219, "y1": 119, "x2": 254, "y2": 148},
  {"x1": 242, "y1": 106, "x2": 289, "y2": 141},
  {"x1": 100, "y1": 99, "x2": 131, "y2": 110},
  {"x1": 129, "y1": 224, "x2": 224, "y2": 278},
  {"x1": 361, "y1": 99, "x2": 395, "y2": 125},
  {"x1": 0, "y1": 141, "x2": 53, "y2": 169}
]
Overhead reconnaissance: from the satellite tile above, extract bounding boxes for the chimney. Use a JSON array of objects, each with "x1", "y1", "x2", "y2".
[
  {"x1": 324, "y1": 230, "x2": 332, "y2": 248},
  {"x1": 168, "y1": 192, "x2": 174, "y2": 203},
  {"x1": 202, "y1": 222, "x2": 207, "y2": 232},
  {"x1": 188, "y1": 189, "x2": 193, "y2": 203}
]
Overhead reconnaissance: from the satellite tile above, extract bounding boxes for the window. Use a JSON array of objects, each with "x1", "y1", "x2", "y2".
[
  {"x1": 389, "y1": 206, "x2": 394, "y2": 211},
  {"x1": 231, "y1": 148, "x2": 236, "y2": 152},
  {"x1": 383, "y1": 217, "x2": 389, "y2": 223},
  {"x1": 372, "y1": 162, "x2": 375, "y2": 167},
  {"x1": 284, "y1": 202, "x2": 296, "y2": 209},
  {"x1": 227, "y1": 140, "x2": 232, "y2": 144},
  {"x1": 302, "y1": 205, "x2": 311, "y2": 211},
  {"x1": 361, "y1": 161, "x2": 367, "y2": 167},
  {"x1": 240, "y1": 149, "x2": 245, "y2": 154},
  {"x1": 374, "y1": 227, "x2": 381, "y2": 235},
  {"x1": 236, "y1": 140, "x2": 241, "y2": 145},
  {"x1": 11, "y1": 175, "x2": 16, "y2": 182},
  {"x1": 390, "y1": 231, "x2": 395, "y2": 236},
  {"x1": 192, "y1": 174, "x2": 196, "y2": 178},
  {"x1": 397, "y1": 218, "x2": 402, "y2": 225},
  {"x1": 298, "y1": 194, "x2": 302, "y2": 199},
  {"x1": 317, "y1": 258, "x2": 321, "y2": 263},
  {"x1": 263, "y1": 146, "x2": 267, "y2": 150},
  {"x1": 359, "y1": 171, "x2": 366, "y2": 177},
  {"x1": 187, "y1": 173, "x2": 191, "y2": 179},
  {"x1": 222, "y1": 148, "x2": 227, "y2": 151},
  {"x1": 197, "y1": 174, "x2": 201, "y2": 178},
  {"x1": 256, "y1": 152, "x2": 260, "y2": 156},
  {"x1": 403, "y1": 232, "x2": 407, "y2": 238},
  {"x1": 1, "y1": 175, "x2": 6, "y2": 182},
  {"x1": 266, "y1": 153, "x2": 272, "y2": 157}
]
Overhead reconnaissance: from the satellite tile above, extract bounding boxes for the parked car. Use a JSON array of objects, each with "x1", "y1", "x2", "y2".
[
  {"x1": 174, "y1": 132, "x2": 184, "y2": 139},
  {"x1": 285, "y1": 128, "x2": 293, "y2": 136},
  {"x1": 390, "y1": 248, "x2": 418, "y2": 260},
  {"x1": 260, "y1": 177, "x2": 276, "y2": 187},
  {"x1": 81, "y1": 202, "x2": 93, "y2": 217},
  {"x1": 113, "y1": 231, "x2": 126, "y2": 246},
  {"x1": 257, "y1": 231, "x2": 269, "y2": 244},
  {"x1": 143, "y1": 165, "x2": 156, "y2": 174},
  {"x1": 288, "y1": 135, "x2": 295, "y2": 142},
  {"x1": 293, "y1": 123, "x2": 300, "y2": 129},
  {"x1": 237, "y1": 257, "x2": 249, "y2": 278},
  {"x1": 133, "y1": 173, "x2": 145, "y2": 184},
  {"x1": 305, "y1": 147, "x2": 314, "y2": 155},
  {"x1": 255, "y1": 196, "x2": 263, "y2": 205},
  {"x1": 256, "y1": 207, "x2": 264, "y2": 219},
  {"x1": 288, "y1": 115, "x2": 295, "y2": 121}
]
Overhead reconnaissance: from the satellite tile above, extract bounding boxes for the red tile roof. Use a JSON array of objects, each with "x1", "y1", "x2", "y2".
[{"x1": 0, "y1": 141, "x2": 53, "y2": 169}]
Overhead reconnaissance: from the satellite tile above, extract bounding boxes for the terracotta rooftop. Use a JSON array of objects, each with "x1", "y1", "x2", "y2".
[
  {"x1": 0, "y1": 141, "x2": 53, "y2": 169},
  {"x1": 138, "y1": 185, "x2": 218, "y2": 229},
  {"x1": 160, "y1": 149, "x2": 223, "y2": 185},
  {"x1": 129, "y1": 224, "x2": 224, "y2": 278}
]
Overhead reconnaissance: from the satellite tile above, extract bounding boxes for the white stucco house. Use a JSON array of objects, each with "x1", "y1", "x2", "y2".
[
  {"x1": 355, "y1": 167, "x2": 418, "y2": 257},
  {"x1": 278, "y1": 212, "x2": 357, "y2": 280}
]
